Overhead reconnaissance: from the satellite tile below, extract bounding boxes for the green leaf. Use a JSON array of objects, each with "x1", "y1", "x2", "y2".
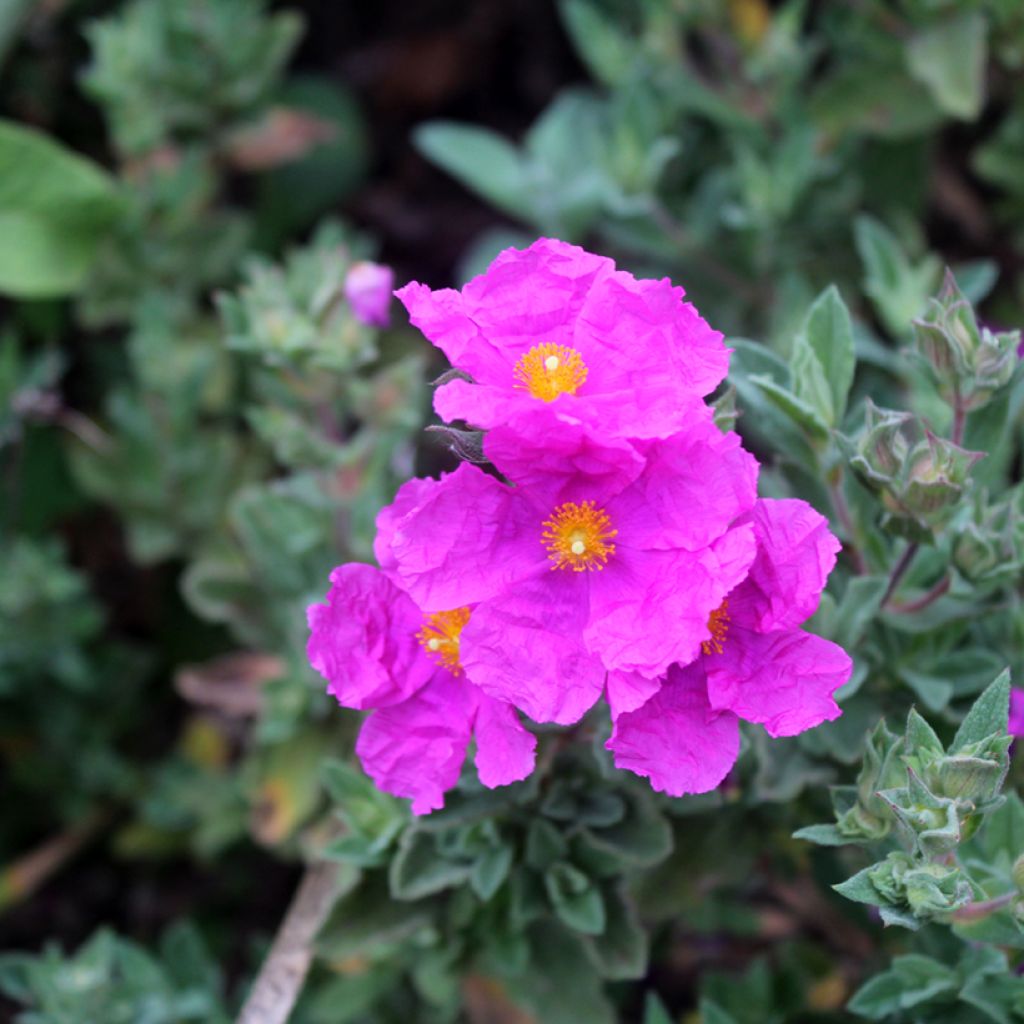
[
  {"x1": 470, "y1": 843, "x2": 514, "y2": 902},
  {"x1": 0, "y1": 120, "x2": 124, "y2": 297},
  {"x1": 388, "y1": 828, "x2": 472, "y2": 901},
  {"x1": 749, "y1": 373, "x2": 830, "y2": 441},
  {"x1": 558, "y1": 0, "x2": 635, "y2": 86},
  {"x1": 318, "y1": 875, "x2": 435, "y2": 959},
  {"x1": 800, "y1": 285, "x2": 855, "y2": 424},
  {"x1": 544, "y1": 862, "x2": 606, "y2": 935},
  {"x1": 526, "y1": 819, "x2": 569, "y2": 870},
  {"x1": 414, "y1": 122, "x2": 529, "y2": 221},
  {"x1": 907, "y1": 13, "x2": 987, "y2": 121},
  {"x1": 951, "y1": 669, "x2": 1011, "y2": 753},
  {"x1": 642, "y1": 993, "x2": 676, "y2": 1024},
  {"x1": 791, "y1": 823, "x2": 849, "y2": 846},
  {"x1": 833, "y1": 865, "x2": 886, "y2": 907},
  {"x1": 582, "y1": 885, "x2": 647, "y2": 980}
]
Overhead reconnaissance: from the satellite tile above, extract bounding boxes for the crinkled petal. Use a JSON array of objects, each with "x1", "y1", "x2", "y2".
[
  {"x1": 706, "y1": 625, "x2": 851, "y2": 737},
  {"x1": 606, "y1": 669, "x2": 662, "y2": 719},
  {"x1": 355, "y1": 671, "x2": 475, "y2": 814},
  {"x1": 307, "y1": 563, "x2": 432, "y2": 709},
  {"x1": 607, "y1": 662, "x2": 739, "y2": 795},
  {"x1": 374, "y1": 476, "x2": 436, "y2": 575},
  {"x1": 585, "y1": 524, "x2": 756, "y2": 677},
  {"x1": 728, "y1": 498, "x2": 841, "y2": 632},
  {"x1": 398, "y1": 240, "x2": 612, "y2": 383},
  {"x1": 473, "y1": 696, "x2": 537, "y2": 788},
  {"x1": 609, "y1": 424, "x2": 759, "y2": 552},
  {"x1": 574, "y1": 273, "x2": 729, "y2": 400},
  {"x1": 484, "y1": 408, "x2": 644, "y2": 508},
  {"x1": 460, "y1": 573, "x2": 605, "y2": 725},
  {"x1": 379, "y1": 463, "x2": 546, "y2": 611}
]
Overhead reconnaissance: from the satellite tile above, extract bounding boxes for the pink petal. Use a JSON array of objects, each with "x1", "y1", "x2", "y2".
[
  {"x1": 574, "y1": 273, "x2": 729, "y2": 400},
  {"x1": 374, "y1": 476, "x2": 436, "y2": 575},
  {"x1": 460, "y1": 573, "x2": 606, "y2": 725},
  {"x1": 484, "y1": 407, "x2": 644, "y2": 508},
  {"x1": 607, "y1": 662, "x2": 740, "y2": 795},
  {"x1": 585, "y1": 524, "x2": 756, "y2": 677},
  {"x1": 377, "y1": 463, "x2": 547, "y2": 612},
  {"x1": 1011, "y1": 689, "x2": 1024, "y2": 738},
  {"x1": 473, "y1": 696, "x2": 537, "y2": 787},
  {"x1": 307, "y1": 563, "x2": 432, "y2": 709},
  {"x1": 606, "y1": 669, "x2": 662, "y2": 719},
  {"x1": 728, "y1": 498, "x2": 841, "y2": 632},
  {"x1": 397, "y1": 239, "x2": 612, "y2": 384},
  {"x1": 355, "y1": 671, "x2": 476, "y2": 814},
  {"x1": 609, "y1": 423, "x2": 759, "y2": 553},
  {"x1": 706, "y1": 626, "x2": 851, "y2": 737}
]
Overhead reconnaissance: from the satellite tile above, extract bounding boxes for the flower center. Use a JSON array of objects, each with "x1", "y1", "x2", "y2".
[
  {"x1": 702, "y1": 600, "x2": 731, "y2": 655},
  {"x1": 541, "y1": 501, "x2": 617, "y2": 572},
  {"x1": 417, "y1": 607, "x2": 471, "y2": 675},
  {"x1": 513, "y1": 343, "x2": 588, "y2": 402}
]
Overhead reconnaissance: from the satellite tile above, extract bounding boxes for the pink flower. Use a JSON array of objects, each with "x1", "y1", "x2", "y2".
[
  {"x1": 396, "y1": 238, "x2": 727, "y2": 439},
  {"x1": 307, "y1": 563, "x2": 536, "y2": 814},
  {"x1": 607, "y1": 499, "x2": 852, "y2": 796},
  {"x1": 1010, "y1": 688, "x2": 1024, "y2": 737},
  {"x1": 375, "y1": 412, "x2": 759, "y2": 725},
  {"x1": 345, "y1": 261, "x2": 394, "y2": 327}
]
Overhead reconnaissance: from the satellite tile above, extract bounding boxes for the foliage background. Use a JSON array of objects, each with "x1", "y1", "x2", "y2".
[{"x1": 2, "y1": 1, "x2": 1024, "y2": 1022}]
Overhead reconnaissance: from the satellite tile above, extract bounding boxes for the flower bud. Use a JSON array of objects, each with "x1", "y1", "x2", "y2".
[
  {"x1": 345, "y1": 261, "x2": 394, "y2": 327},
  {"x1": 911, "y1": 270, "x2": 1020, "y2": 412}
]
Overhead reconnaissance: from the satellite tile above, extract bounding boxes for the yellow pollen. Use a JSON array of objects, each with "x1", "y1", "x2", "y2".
[
  {"x1": 417, "y1": 607, "x2": 471, "y2": 675},
  {"x1": 702, "y1": 600, "x2": 731, "y2": 656},
  {"x1": 541, "y1": 501, "x2": 616, "y2": 572},
  {"x1": 513, "y1": 343, "x2": 588, "y2": 402}
]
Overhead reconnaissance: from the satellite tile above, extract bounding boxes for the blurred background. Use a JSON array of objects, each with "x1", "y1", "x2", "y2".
[{"x1": 2, "y1": 1, "x2": 1024, "y2": 1021}]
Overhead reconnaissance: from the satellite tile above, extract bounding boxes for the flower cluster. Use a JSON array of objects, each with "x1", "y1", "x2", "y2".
[{"x1": 308, "y1": 239, "x2": 852, "y2": 812}]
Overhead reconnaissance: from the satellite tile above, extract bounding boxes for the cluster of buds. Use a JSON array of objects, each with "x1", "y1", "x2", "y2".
[
  {"x1": 847, "y1": 400, "x2": 983, "y2": 540},
  {"x1": 218, "y1": 224, "x2": 389, "y2": 370},
  {"x1": 911, "y1": 270, "x2": 1020, "y2": 413},
  {"x1": 801, "y1": 674, "x2": 1013, "y2": 930},
  {"x1": 953, "y1": 487, "x2": 1024, "y2": 587}
]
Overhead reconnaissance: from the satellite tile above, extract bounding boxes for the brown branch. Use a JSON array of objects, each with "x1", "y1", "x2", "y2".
[
  {"x1": 236, "y1": 861, "x2": 344, "y2": 1024},
  {"x1": 0, "y1": 808, "x2": 110, "y2": 913}
]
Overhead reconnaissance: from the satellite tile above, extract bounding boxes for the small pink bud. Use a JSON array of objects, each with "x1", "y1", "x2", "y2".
[{"x1": 345, "y1": 261, "x2": 394, "y2": 327}]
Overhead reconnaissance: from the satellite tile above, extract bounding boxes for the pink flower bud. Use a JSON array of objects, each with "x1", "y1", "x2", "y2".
[{"x1": 345, "y1": 261, "x2": 394, "y2": 327}]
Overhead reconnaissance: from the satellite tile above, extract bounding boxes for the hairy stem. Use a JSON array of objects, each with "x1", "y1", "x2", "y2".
[
  {"x1": 236, "y1": 861, "x2": 344, "y2": 1024},
  {"x1": 890, "y1": 573, "x2": 951, "y2": 614},
  {"x1": 829, "y1": 473, "x2": 868, "y2": 574},
  {"x1": 881, "y1": 542, "x2": 919, "y2": 608}
]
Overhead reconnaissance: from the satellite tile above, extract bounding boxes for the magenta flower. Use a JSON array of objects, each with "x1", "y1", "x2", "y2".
[
  {"x1": 375, "y1": 412, "x2": 759, "y2": 725},
  {"x1": 396, "y1": 238, "x2": 728, "y2": 439},
  {"x1": 307, "y1": 563, "x2": 535, "y2": 814},
  {"x1": 607, "y1": 498, "x2": 852, "y2": 796},
  {"x1": 345, "y1": 261, "x2": 394, "y2": 327},
  {"x1": 1010, "y1": 688, "x2": 1024, "y2": 737}
]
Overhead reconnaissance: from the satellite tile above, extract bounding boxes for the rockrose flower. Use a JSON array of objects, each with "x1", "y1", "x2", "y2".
[
  {"x1": 375, "y1": 412, "x2": 759, "y2": 725},
  {"x1": 607, "y1": 499, "x2": 852, "y2": 795},
  {"x1": 396, "y1": 238, "x2": 728, "y2": 439},
  {"x1": 307, "y1": 563, "x2": 535, "y2": 814},
  {"x1": 345, "y1": 261, "x2": 394, "y2": 327},
  {"x1": 1010, "y1": 688, "x2": 1024, "y2": 737}
]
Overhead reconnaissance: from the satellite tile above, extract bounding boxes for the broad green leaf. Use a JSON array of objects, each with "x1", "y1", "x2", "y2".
[
  {"x1": 414, "y1": 122, "x2": 529, "y2": 221},
  {"x1": 388, "y1": 828, "x2": 472, "y2": 900},
  {"x1": 545, "y1": 863, "x2": 606, "y2": 935},
  {"x1": 791, "y1": 823, "x2": 848, "y2": 846},
  {"x1": 642, "y1": 993, "x2": 675, "y2": 1024},
  {"x1": 0, "y1": 120, "x2": 124, "y2": 297},
  {"x1": 907, "y1": 13, "x2": 987, "y2": 121},
  {"x1": 951, "y1": 669, "x2": 1011, "y2": 753},
  {"x1": 470, "y1": 843, "x2": 514, "y2": 902},
  {"x1": 581, "y1": 885, "x2": 647, "y2": 980},
  {"x1": 801, "y1": 285, "x2": 855, "y2": 423},
  {"x1": 558, "y1": 0, "x2": 635, "y2": 85}
]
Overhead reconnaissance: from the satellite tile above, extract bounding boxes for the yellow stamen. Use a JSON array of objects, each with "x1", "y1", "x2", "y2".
[
  {"x1": 417, "y1": 607, "x2": 471, "y2": 675},
  {"x1": 702, "y1": 600, "x2": 731, "y2": 656},
  {"x1": 541, "y1": 501, "x2": 616, "y2": 572},
  {"x1": 513, "y1": 343, "x2": 588, "y2": 402}
]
